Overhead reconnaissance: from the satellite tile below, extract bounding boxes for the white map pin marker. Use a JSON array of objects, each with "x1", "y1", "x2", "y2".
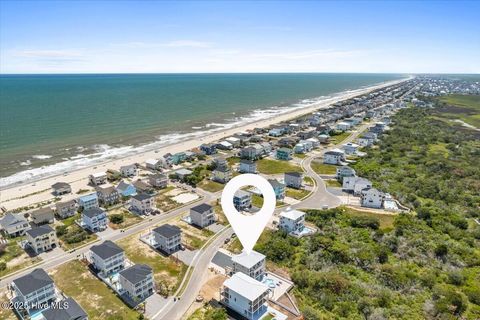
[{"x1": 221, "y1": 174, "x2": 276, "y2": 254}]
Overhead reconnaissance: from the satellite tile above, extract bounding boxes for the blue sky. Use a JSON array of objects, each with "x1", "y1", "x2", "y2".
[{"x1": 1, "y1": 1, "x2": 479, "y2": 74}]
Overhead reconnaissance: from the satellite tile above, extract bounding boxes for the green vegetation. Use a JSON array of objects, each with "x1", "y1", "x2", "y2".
[
  {"x1": 285, "y1": 187, "x2": 310, "y2": 200},
  {"x1": 56, "y1": 224, "x2": 97, "y2": 250},
  {"x1": 188, "y1": 304, "x2": 227, "y2": 320},
  {"x1": 294, "y1": 153, "x2": 307, "y2": 159},
  {"x1": 198, "y1": 180, "x2": 225, "y2": 193},
  {"x1": 330, "y1": 131, "x2": 352, "y2": 144},
  {"x1": 226, "y1": 156, "x2": 240, "y2": 166},
  {"x1": 311, "y1": 161, "x2": 338, "y2": 175},
  {"x1": 254, "y1": 105, "x2": 480, "y2": 319},
  {"x1": 303, "y1": 176, "x2": 314, "y2": 186},
  {"x1": 435, "y1": 94, "x2": 480, "y2": 127},
  {"x1": 251, "y1": 194, "x2": 264, "y2": 207},
  {"x1": 0, "y1": 238, "x2": 41, "y2": 277},
  {"x1": 256, "y1": 159, "x2": 302, "y2": 174},
  {"x1": 51, "y1": 260, "x2": 140, "y2": 320},
  {"x1": 108, "y1": 209, "x2": 142, "y2": 229},
  {"x1": 324, "y1": 179, "x2": 341, "y2": 187}
]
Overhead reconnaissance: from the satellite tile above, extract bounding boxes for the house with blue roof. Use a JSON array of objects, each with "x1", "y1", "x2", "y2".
[
  {"x1": 116, "y1": 180, "x2": 137, "y2": 197},
  {"x1": 172, "y1": 152, "x2": 187, "y2": 165},
  {"x1": 78, "y1": 192, "x2": 99, "y2": 210}
]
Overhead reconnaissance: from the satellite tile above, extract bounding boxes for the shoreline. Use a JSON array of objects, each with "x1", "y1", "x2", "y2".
[{"x1": 0, "y1": 76, "x2": 410, "y2": 209}]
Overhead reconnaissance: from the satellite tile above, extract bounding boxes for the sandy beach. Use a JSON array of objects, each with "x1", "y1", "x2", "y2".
[{"x1": 0, "y1": 77, "x2": 409, "y2": 210}]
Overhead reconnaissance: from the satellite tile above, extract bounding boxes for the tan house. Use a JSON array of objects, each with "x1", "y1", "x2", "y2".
[
  {"x1": 26, "y1": 225, "x2": 58, "y2": 254},
  {"x1": 30, "y1": 207, "x2": 55, "y2": 226}
]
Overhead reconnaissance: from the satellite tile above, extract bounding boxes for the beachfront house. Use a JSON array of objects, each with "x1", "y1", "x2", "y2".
[
  {"x1": 116, "y1": 180, "x2": 137, "y2": 197},
  {"x1": 119, "y1": 264, "x2": 154, "y2": 304},
  {"x1": 41, "y1": 297, "x2": 88, "y2": 320},
  {"x1": 120, "y1": 164, "x2": 137, "y2": 177},
  {"x1": 226, "y1": 137, "x2": 241, "y2": 148},
  {"x1": 336, "y1": 166, "x2": 356, "y2": 182},
  {"x1": 81, "y1": 207, "x2": 107, "y2": 232},
  {"x1": 145, "y1": 159, "x2": 163, "y2": 171},
  {"x1": 51, "y1": 182, "x2": 71, "y2": 195},
  {"x1": 238, "y1": 159, "x2": 256, "y2": 173},
  {"x1": 279, "y1": 209, "x2": 306, "y2": 234},
  {"x1": 268, "y1": 128, "x2": 283, "y2": 137},
  {"x1": 275, "y1": 147, "x2": 293, "y2": 160},
  {"x1": 323, "y1": 149, "x2": 345, "y2": 165},
  {"x1": 268, "y1": 179, "x2": 285, "y2": 200},
  {"x1": 221, "y1": 272, "x2": 270, "y2": 320},
  {"x1": 10, "y1": 268, "x2": 56, "y2": 315},
  {"x1": 130, "y1": 193, "x2": 154, "y2": 215},
  {"x1": 217, "y1": 141, "x2": 233, "y2": 150},
  {"x1": 89, "y1": 172, "x2": 107, "y2": 186},
  {"x1": 200, "y1": 143, "x2": 217, "y2": 155},
  {"x1": 30, "y1": 207, "x2": 55, "y2": 226},
  {"x1": 361, "y1": 188, "x2": 384, "y2": 209},
  {"x1": 96, "y1": 185, "x2": 120, "y2": 206},
  {"x1": 89, "y1": 240, "x2": 125, "y2": 276},
  {"x1": 26, "y1": 225, "x2": 58, "y2": 254},
  {"x1": 284, "y1": 172, "x2": 303, "y2": 189},
  {"x1": 342, "y1": 176, "x2": 372, "y2": 195},
  {"x1": 0, "y1": 213, "x2": 31, "y2": 237},
  {"x1": 55, "y1": 200, "x2": 77, "y2": 219},
  {"x1": 152, "y1": 224, "x2": 182, "y2": 254},
  {"x1": 233, "y1": 190, "x2": 252, "y2": 211},
  {"x1": 190, "y1": 203, "x2": 216, "y2": 228},
  {"x1": 172, "y1": 152, "x2": 187, "y2": 165},
  {"x1": 342, "y1": 142, "x2": 360, "y2": 155},
  {"x1": 78, "y1": 192, "x2": 99, "y2": 210},
  {"x1": 232, "y1": 250, "x2": 266, "y2": 281},
  {"x1": 148, "y1": 173, "x2": 168, "y2": 188}
]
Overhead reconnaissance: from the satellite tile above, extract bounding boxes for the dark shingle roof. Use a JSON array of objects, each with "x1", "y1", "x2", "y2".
[
  {"x1": 119, "y1": 264, "x2": 152, "y2": 284},
  {"x1": 191, "y1": 203, "x2": 212, "y2": 213},
  {"x1": 12, "y1": 268, "x2": 54, "y2": 296},
  {"x1": 132, "y1": 193, "x2": 152, "y2": 201},
  {"x1": 52, "y1": 182, "x2": 70, "y2": 189},
  {"x1": 42, "y1": 297, "x2": 87, "y2": 320},
  {"x1": 90, "y1": 240, "x2": 124, "y2": 260},
  {"x1": 0, "y1": 212, "x2": 27, "y2": 227},
  {"x1": 285, "y1": 171, "x2": 302, "y2": 177},
  {"x1": 153, "y1": 224, "x2": 181, "y2": 238},
  {"x1": 82, "y1": 207, "x2": 105, "y2": 218},
  {"x1": 26, "y1": 225, "x2": 54, "y2": 238}
]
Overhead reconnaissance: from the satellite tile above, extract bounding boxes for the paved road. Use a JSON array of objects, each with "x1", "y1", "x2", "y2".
[{"x1": 0, "y1": 189, "x2": 215, "y2": 289}]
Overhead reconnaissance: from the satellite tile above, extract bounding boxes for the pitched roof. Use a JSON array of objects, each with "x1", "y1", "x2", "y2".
[
  {"x1": 82, "y1": 207, "x2": 105, "y2": 218},
  {"x1": 55, "y1": 200, "x2": 76, "y2": 209},
  {"x1": 119, "y1": 264, "x2": 152, "y2": 284},
  {"x1": 132, "y1": 193, "x2": 152, "y2": 201},
  {"x1": 268, "y1": 179, "x2": 285, "y2": 189},
  {"x1": 285, "y1": 171, "x2": 302, "y2": 178},
  {"x1": 12, "y1": 268, "x2": 54, "y2": 296},
  {"x1": 79, "y1": 192, "x2": 98, "y2": 202},
  {"x1": 191, "y1": 203, "x2": 212, "y2": 213},
  {"x1": 232, "y1": 250, "x2": 266, "y2": 269},
  {"x1": 42, "y1": 297, "x2": 88, "y2": 320},
  {"x1": 31, "y1": 207, "x2": 54, "y2": 217},
  {"x1": 223, "y1": 272, "x2": 269, "y2": 301},
  {"x1": 0, "y1": 212, "x2": 27, "y2": 227},
  {"x1": 26, "y1": 225, "x2": 54, "y2": 238},
  {"x1": 153, "y1": 224, "x2": 182, "y2": 238},
  {"x1": 90, "y1": 240, "x2": 124, "y2": 260},
  {"x1": 116, "y1": 180, "x2": 134, "y2": 192},
  {"x1": 51, "y1": 182, "x2": 70, "y2": 189}
]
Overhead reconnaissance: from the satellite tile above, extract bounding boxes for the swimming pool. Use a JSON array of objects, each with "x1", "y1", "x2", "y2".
[{"x1": 262, "y1": 277, "x2": 277, "y2": 288}]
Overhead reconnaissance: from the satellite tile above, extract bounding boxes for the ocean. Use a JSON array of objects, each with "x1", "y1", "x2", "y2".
[{"x1": 0, "y1": 73, "x2": 404, "y2": 187}]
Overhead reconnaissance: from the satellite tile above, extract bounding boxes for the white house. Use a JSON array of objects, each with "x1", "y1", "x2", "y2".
[
  {"x1": 130, "y1": 193, "x2": 154, "y2": 214},
  {"x1": 232, "y1": 250, "x2": 266, "y2": 281},
  {"x1": 221, "y1": 272, "x2": 270, "y2": 320},
  {"x1": 361, "y1": 188, "x2": 384, "y2": 208},
  {"x1": 89, "y1": 240, "x2": 125, "y2": 276},
  {"x1": 26, "y1": 225, "x2": 58, "y2": 255},
  {"x1": 0, "y1": 212, "x2": 31, "y2": 237},
  {"x1": 284, "y1": 172, "x2": 303, "y2": 189},
  {"x1": 152, "y1": 224, "x2": 182, "y2": 254},
  {"x1": 119, "y1": 264, "x2": 154, "y2": 304},
  {"x1": 279, "y1": 209, "x2": 306, "y2": 234},
  {"x1": 336, "y1": 122, "x2": 351, "y2": 131},
  {"x1": 190, "y1": 203, "x2": 216, "y2": 228},
  {"x1": 336, "y1": 166, "x2": 356, "y2": 181},
  {"x1": 11, "y1": 268, "x2": 56, "y2": 314},
  {"x1": 306, "y1": 137, "x2": 320, "y2": 148},
  {"x1": 323, "y1": 149, "x2": 345, "y2": 165},
  {"x1": 294, "y1": 143, "x2": 306, "y2": 154},
  {"x1": 81, "y1": 208, "x2": 107, "y2": 232},
  {"x1": 217, "y1": 141, "x2": 234, "y2": 150},
  {"x1": 342, "y1": 142, "x2": 360, "y2": 155},
  {"x1": 120, "y1": 164, "x2": 137, "y2": 177},
  {"x1": 89, "y1": 172, "x2": 107, "y2": 186},
  {"x1": 239, "y1": 159, "x2": 256, "y2": 174},
  {"x1": 145, "y1": 158, "x2": 164, "y2": 171}
]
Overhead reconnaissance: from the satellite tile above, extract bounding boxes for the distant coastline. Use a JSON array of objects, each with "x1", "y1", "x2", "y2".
[{"x1": 0, "y1": 73, "x2": 407, "y2": 188}]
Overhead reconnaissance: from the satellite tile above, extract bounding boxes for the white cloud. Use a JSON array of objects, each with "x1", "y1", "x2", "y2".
[
  {"x1": 249, "y1": 49, "x2": 366, "y2": 60},
  {"x1": 15, "y1": 49, "x2": 84, "y2": 59},
  {"x1": 163, "y1": 40, "x2": 211, "y2": 48}
]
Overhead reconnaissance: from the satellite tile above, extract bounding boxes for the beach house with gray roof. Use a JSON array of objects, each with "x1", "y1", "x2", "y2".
[
  {"x1": 152, "y1": 224, "x2": 182, "y2": 254},
  {"x1": 89, "y1": 240, "x2": 125, "y2": 276},
  {"x1": 232, "y1": 250, "x2": 266, "y2": 281},
  {"x1": 119, "y1": 264, "x2": 154, "y2": 304},
  {"x1": 11, "y1": 268, "x2": 56, "y2": 314},
  {"x1": 96, "y1": 185, "x2": 120, "y2": 206},
  {"x1": 26, "y1": 225, "x2": 58, "y2": 254},
  {"x1": 190, "y1": 203, "x2": 216, "y2": 228},
  {"x1": 41, "y1": 297, "x2": 88, "y2": 320},
  {"x1": 51, "y1": 182, "x2": 71, "y2": 195},
  {"x1": 81, "y1": 208, "x2": 107, "y2": 232},
  {"x1": 55, "y1": 200, "x2": 77, "y2": 219},
  {"x1": 130, "y1": 193, "x2": 154, "y2": 214},
  {"x1": 0, "y1": 212, "x2": 31, "y2": 237},
  {"x1": 30, "y1": 207, "x2": 55, "y2": 226}
]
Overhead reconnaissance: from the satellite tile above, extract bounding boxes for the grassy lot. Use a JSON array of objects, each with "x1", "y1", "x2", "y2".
[
  {"x1": 211, "y1": 201, "x2": 227, "y2": 225},
  {"x1": 345, "y1": 207, "x2": 396, "y2": 229},
  {"x1": 294, "y1": 153, "x2": 307, "y2": 159},
  {"x1": 50, "y1": 260, "x2": 140, "y2": 320},
  {"x1": 174, "y1": 219, "x2": 215, "y2": 250},
  {"x1": 187, "y1": 305, "x2": 227, "y2": 320},
  {"x1": 0, "y1": 237, "x2": 42, "y2": 277},
  {"x1": 303, "y1": 176, "x2": 314, "y2": 186},
  {"x1": 285, "y1": 187, "x2": 310, "y2": 200},
  {"x1": 251, "y1": 194, "x2": 284, "y2": 208},
  {"x1": 437, "y1": 94, "x2": 480, "y2": 127},
  {"x1": 325, "y1": 179, "x2": 342, "y2": 187},
  {"x1": 117, "y1": 234, "x2": 187, "y2": 294},
  {"x1": 226, "y1": 156, "x2": 240, "y2": 166},
  {"x1": 256, "y1": 159, "x2": 302, "y2": 174},
  {"x1": 107, "y1": 208, "x2": 143, "y2": 230},
  {"x1": 224, "y1": 237, "x2": 243, "y2": 254},
  {"x1": 155, "y1": 190, "x2": 182, "y2": 212},
  {"x1": 58, "y1": 224, "x2": 98, "y2": 251},
  {"x1": 330, "y1": 131, "x2": 352, "y2": 144},
  {"x1": 198, "y1": 180, "x2": 225, "y2": 193},
  {"x1": 0, "y1": 291, "x2": 16, "y2": 319},
  {"x1": 61, "y1": 213, "x2": 81, "y2": 227},
  {"x1": 311, "y1": 161, "x2": 338, "y2": 175}
]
